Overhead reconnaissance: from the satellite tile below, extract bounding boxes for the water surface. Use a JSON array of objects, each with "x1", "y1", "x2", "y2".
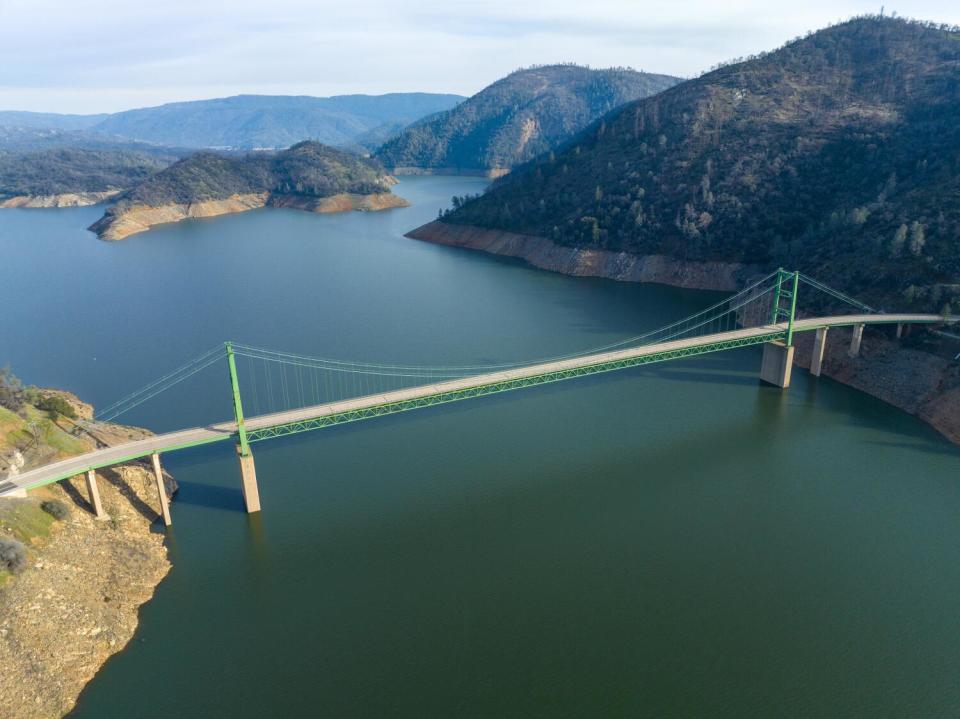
[{"x1": 2, "y1": 177, "x2": 959, "y2": 717}]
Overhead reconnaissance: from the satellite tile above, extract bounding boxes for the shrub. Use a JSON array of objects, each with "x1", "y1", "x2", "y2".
[
  {"x1": 0, "y1": 539, "x2": 28, "y2": 575},
  {"x1": 35, "y1": 394, "x2": 77, "y2": 421},
  {"x1": 0, "y1": 365, "x2": 25, "y2": 412},
  {"x1": 41, "y1": 500, "x2": 70, "y2": 520}
]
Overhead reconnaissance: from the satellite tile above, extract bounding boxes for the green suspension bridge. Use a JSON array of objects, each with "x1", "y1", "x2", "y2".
[{"x1": 1, "y1": 270, "x2": 954, "y2": 523}]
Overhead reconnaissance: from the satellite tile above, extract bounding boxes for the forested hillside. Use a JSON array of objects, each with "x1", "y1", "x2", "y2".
[
  {"x1": 0, "y1": 149, "x2": 175, "y2": 198},
  {"x1": 116, "y1": 141, "x2": 391, "y2": 207},
  {"x1": 443, "y1": 18, "x2": 960, "y2": 312},
  {"x1": 376, "y1": 65, "x2": 680, "y2": 173}
]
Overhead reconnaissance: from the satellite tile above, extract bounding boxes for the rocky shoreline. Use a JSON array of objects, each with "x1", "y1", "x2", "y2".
[
  {"x1": 406, "y1": 220, "x2": 758, "y2": 291},
  {"x1": 0, "y1": 191, "x2": 121, "y2": 209},
  {"x1": 0, "y1": 393, "x2": 175, "y2": 718},
  {"x1": 407, "y1": 220, "x2": 960, "y2": 445},
  {"x1": 89, "y1": 190, "x2": 409, "y2": 240}
]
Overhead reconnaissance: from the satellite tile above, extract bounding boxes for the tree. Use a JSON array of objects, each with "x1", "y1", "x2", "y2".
[
  {"x1": 909, "y1": 221, "x2": 926, "y2": 255},
  {"x1": 35, "y1": 394, "x2": 77, "y2": 422},
  {"x1": 890, "y1": 223, "x2": 908, "y2": 257},
  {"x1": 0, "y1": 365, "x2": 24, "y2": 412}
]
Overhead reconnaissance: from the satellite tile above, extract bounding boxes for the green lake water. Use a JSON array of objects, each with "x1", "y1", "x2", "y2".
[{"x1": 1, "y1": 176, "x2": 959, "y2": 717}]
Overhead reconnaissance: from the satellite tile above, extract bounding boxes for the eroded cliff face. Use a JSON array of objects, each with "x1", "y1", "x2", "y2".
[
  {"x1": 408, "y1": 221, "x2": 960, "y2": 446},
  {"x1": 406, "y1": 221, "x2": 755, "y2": 291},
  {"x1": 0, "y1": 392, "x2": 175, "y2": 718},
  {"x1": 89, "y1": 190, "x2": 409, "y2": 241},
  {"x1": 0, "y1": 191, "x2": 121, "y2": 209}
]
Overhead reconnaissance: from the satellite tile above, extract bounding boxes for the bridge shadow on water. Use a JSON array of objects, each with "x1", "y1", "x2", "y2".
[{"x1": 170, "y1": 480, "x2": 246, "y2": 513}]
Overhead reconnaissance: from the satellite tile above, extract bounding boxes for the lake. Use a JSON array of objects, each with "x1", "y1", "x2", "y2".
[{"x1": 2, "y1": 176, "x2": 960, "y2": 717}]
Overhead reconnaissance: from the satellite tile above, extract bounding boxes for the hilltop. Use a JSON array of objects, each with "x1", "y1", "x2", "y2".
[
  {"x1": 89, "y1": 141, "x2": 407, "y2": 239},
  {"x1": 376, "y1": 64, "x2": 680, "y2": 175},
  {"x1": 429, "y1": 18, "x2": 960, "y2": 313}
]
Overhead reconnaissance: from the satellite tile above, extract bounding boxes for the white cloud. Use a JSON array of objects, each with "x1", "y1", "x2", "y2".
[{"x1": 0, "y1": 0, "x2": 957, "y2": 113}]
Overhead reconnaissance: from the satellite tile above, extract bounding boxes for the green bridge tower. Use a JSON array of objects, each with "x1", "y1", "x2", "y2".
[{"x1": 226, "y1": 342, "x2": 261, "y2": 513}]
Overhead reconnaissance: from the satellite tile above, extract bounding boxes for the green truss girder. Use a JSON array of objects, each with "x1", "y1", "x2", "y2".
[{"x1": 245, "y1": 330, "x2": 786, "y2": 443}]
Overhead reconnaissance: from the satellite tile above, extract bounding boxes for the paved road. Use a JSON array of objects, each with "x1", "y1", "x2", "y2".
[{"x1": 1, "y1": 313, "x2": 948, "y2": 495}]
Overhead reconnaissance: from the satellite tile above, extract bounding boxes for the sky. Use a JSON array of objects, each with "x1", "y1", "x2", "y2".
[{"x1": 0, "y1": 0, "x2": 958, "y2": 114}]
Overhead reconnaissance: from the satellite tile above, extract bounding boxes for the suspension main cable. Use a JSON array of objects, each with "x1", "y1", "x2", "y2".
[
  {"x1": 231, "y1": 271, "x2": 783, "y2": 375},
  {"x1": 97, "y1": 350, "x2": 224, "y2": 422},
  {"x1": 95, "y1": 344, "x2": 225, "y2": 420}
]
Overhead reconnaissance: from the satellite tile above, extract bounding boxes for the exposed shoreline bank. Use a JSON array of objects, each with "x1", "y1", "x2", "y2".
[
  {"x1": 0, "y1": 190, "x2": 121, "y2": 209},
  {"x1": 407, "y1": 220, "x2": 960, "y2": 445},
  {"x1": 89, "y1": 191, "x2": 409, "y2": 241}
]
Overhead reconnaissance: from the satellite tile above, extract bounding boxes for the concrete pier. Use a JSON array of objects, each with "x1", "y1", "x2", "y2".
[
  {"x1": 84, "y1": 470, "x2": 108, "y2": 520},
  {"x1": 849, "y1": 324, "x2": 865, "y2": 357},
  {"x1": 760, "y1": 341, "x2": 795, "y2": 388},
  {"x1": 896, "y1": 323, "x2": 904, "y2": 339},
  {"x1": 150, "y1": 452, "x2": 172, "y2": 527},
  {"x1": 810, "y1": 327, "x2": 829, "y2": 377},
  {"x1": 236, "y1": 444, "x2": 261, "y2": 514}
]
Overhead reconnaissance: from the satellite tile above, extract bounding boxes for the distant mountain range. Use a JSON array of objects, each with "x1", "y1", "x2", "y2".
[
  {"x1": 437, "y1": 17, "x2": 960, "y2": 313},
  {"x1": 0, "y1": 93, "x2": 466, "y2": 151},
  {"x1": 376, "y1": 65, "x2": 681, "y2": 174}
]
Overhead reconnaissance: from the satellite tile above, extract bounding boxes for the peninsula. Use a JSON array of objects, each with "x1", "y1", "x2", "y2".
[{"x1": 89, "y1": 141, "x2": 409, "y2": 240}]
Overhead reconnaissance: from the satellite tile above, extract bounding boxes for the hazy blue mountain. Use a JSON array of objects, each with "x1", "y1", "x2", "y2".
[
  {"x1": 0, "y1": 126, "x2": 183, "y2": 154},
  {"x1": 0, "y1": 111, "x2": 106, "y2": 131},
  {"x1": 91, "y1": 93, "x2": 465, "y2": 149}
]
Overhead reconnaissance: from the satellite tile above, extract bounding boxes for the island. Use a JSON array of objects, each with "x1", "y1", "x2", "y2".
[{"x1": 89, "y1": 141, "x2": 409, "y2": 240}]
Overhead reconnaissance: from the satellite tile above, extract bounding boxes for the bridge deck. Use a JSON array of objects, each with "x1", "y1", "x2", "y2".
[{"x1": 1, "y1": 313, "x2": 948, "y2": 495}]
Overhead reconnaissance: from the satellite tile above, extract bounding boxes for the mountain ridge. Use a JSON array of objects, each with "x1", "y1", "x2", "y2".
[
  {"x1": 376, "y1": 64, "x2": 681, "y2": 174},
  {"x1": 438, "y1": 17, "x2": 960, "y2": 313},
  {"x1": 0, "y1": 93, "x2": 466, "y2": 151}
]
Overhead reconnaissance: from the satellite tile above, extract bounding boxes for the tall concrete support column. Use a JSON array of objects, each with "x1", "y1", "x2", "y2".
[
  {"x1": 760, "y1": 341, "x2": 795, "y2": 388},
  {"x1": 84, "y1": 470, "x2": 108, "y2": 520},
  {"x1": 849, "y1": 324, "x2": 865, "y2": 357},
  {"x1": 236, "y1": 444, "x2": 261, "y2": 514},
  {"x1": 150, "y1": 452, "x2": 172, "y2": 527},
  {"x1": 810, "y1": 327, "x2": 829, "y2": 377},
  {"x1": 896, "y1": 323, "x2": 904, "y2": 339}
]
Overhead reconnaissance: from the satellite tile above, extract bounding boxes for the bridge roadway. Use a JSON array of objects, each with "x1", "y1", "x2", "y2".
[{"x1": 1, "y1": 313, "x2": 949, "y2": 496}]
